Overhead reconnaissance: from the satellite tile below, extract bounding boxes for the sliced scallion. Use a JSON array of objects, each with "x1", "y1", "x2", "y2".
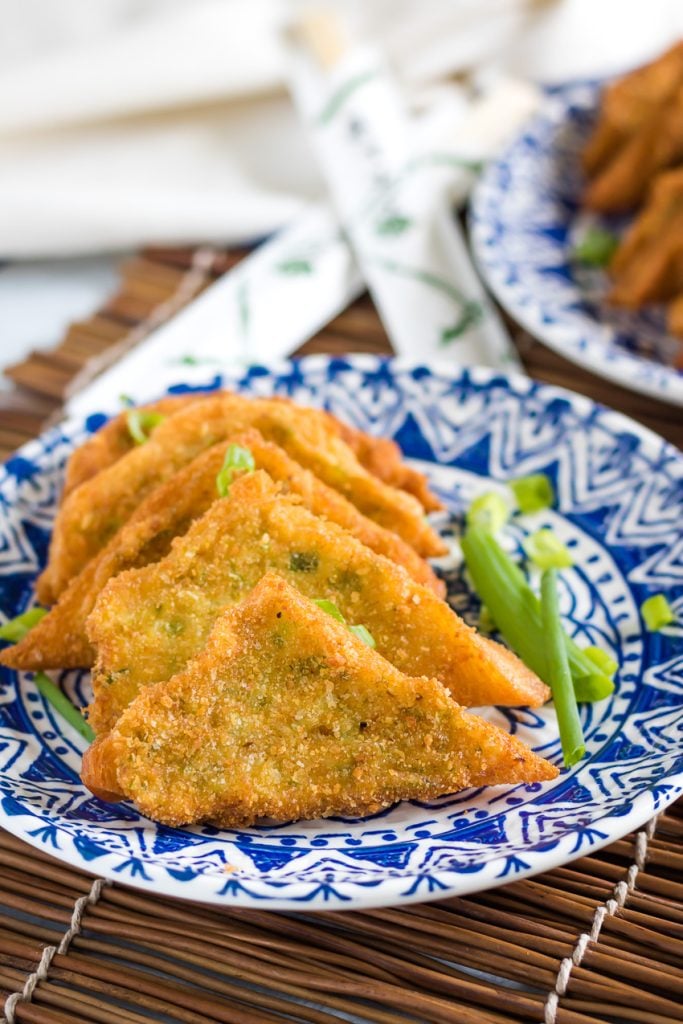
[
  {"x1": 574, "y1": 226, "x2": 619, "y2": 268},
  {"x1": 0, "y1": 607, "x2": 48, "y2": 643},
  {"x1": 313, "y1": 599, "x2": 346, "y2": 624},
  {"x1": 641, "y1": 594, "x2": 675, "y2": 632},
  {"x1": 461, "y1": 526, "x2": 614, "y2": 701},
  {"x1": 541, "y1": 569, "x2": 585, "y2": 767},
  {"x1": 478, "y1": 604, "x2": 496, "y2": 633},
  {"x1": 34, "y1": 672, "x2": 95, "y2": 742},
  {"x1": 510, "y1": 474, "x2": 555, "y2": 513},
  {"x1": 126, "y1": 409, "x2": 166, "y2": 446},
  {"x1": 313, "y1": 599, "x2": 376, "y2": 648},
  {"x1": 216, "y1": 444, "x2": 256, "y2": 497},
  {"x1": 584, "y1": 645, "x2": 618, "y2": 677},
  {"x1": 466, "y1": 492, "x2": 510, "y2": 533},
  {"x1": 349, "y1": 624, "x2": 376, "y2": 648},
  {"x1": 523, "y1": 529, "x2": 573, "y2": 570}
]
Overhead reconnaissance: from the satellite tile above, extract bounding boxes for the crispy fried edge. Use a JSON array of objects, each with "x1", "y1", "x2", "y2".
[
  {"x1": 82, "y1": 573, "x2": 557, "y2": 825},
  {"x1": 39, "y1": 394, "x2": 444, "y2": 602},
  {"x1": 322, "y1": 413, "x2": 443, "y2": 512}
]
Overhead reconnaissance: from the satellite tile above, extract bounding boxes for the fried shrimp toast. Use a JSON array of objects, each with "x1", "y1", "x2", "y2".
[
  {"x1": 87, "y1": 472, "x2": 548, "y2": 735},
  {"x1": 63, "y1": 395, "x2": 204, "y2": 498},
  {"x1": 81, "y1": 574, "x2": 557, "y2": 826},
  {"x1": 39, "y1": 395, "x2": 443, "y2": 603},
  {"x1": 2, "y1": 432, "x2": 443, "y2": 671}
]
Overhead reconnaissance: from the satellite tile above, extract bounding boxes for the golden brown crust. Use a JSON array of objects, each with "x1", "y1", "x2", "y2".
[
  {"x1": 64, "y1": 391, "x2": 439, "y2": 513},
  {"x1": 39, "y1": 395, "x2": 444, "y2": 603},
  {"x1": 86, "y1": 471, "x2": 548, "y2": 734},
  {"x1": 62, "y1": 395, "x2": 205, "y2": 499},
  {"x1": 81, "y1": 574, "x2": 557, "y2": 827},
  {"x1": 2, "y1": 431, "x2": 443, "y2": 671}
]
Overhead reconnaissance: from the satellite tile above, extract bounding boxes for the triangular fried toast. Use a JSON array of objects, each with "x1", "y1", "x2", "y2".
[
  {"x1": 39, "y1": 395, "x2": 443, "y2": 602},
  {"x1": 64, "y1": 392, "x2": 442, "y2": 512},
  {"x1": 81, "y1": 574, "x2": 557, "y2": 827},
  {"x1": 2, "y1": 431, "x2": 442, "y2": 671},
  {"x1": 86, "y1": 472, "x2": 549, "y2": 734}
]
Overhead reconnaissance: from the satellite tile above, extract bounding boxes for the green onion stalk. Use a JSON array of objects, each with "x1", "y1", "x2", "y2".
[{"x1": 461, "y1": 526, "x2": 614, "y2": 702}]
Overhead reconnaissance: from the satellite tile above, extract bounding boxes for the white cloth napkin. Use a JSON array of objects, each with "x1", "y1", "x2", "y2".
[{"x1": 3, "y1": 0, "x2": 683, "y2": 259}]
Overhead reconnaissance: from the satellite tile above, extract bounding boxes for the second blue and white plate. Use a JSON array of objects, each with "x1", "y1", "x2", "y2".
[{"x1": 470, "y1": 81, "x2": 683, "y2": 406}]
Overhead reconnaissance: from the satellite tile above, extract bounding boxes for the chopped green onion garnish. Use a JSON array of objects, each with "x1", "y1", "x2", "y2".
[
  {"x1": 510, "y1": 474, "x2": 555, "y2": 514},
  {"x1": 216, "y1": 444, "x2": 256, "y2": 497},
  {"x1": 574, "y1": 226, "x2": 619, "y2": 268},
  {"x1": 349, "y1": 624, "x2": 376, "y2": 648},
  {"x1": 584, "y1": 646, "x2": 618, "y2": 677},
  {"x1": 119, "y1": 393, "x2": 134, "y2": 407},
  {"x1": 641, "y1": 594, "x2": 675, "y2": 632},
  {"x1": 33, "y1": 672, "x2": 94, "y2": 742},
  {"x1": 541, "y1": 569, "x2": 585, "y2": 767},
  {"x1": 466, "y1": 492, "x2": 510, "y2": 533},
  {"x1": 126, "y1": 409, "x2": 166, "y2": 445},
  {"x1": 313, "y1": 599, "x2": 375, "y2": 648},
  {"x1": 314, "y1": 599, "x2": 346, "y2": 624},
  {"x1": 523, "y1": 529, "x2": 573, "y2": 570},
  {"x1": 478, "y1": 604, "x2": 496, "y2": 633},
  {"x1": 0, "y1": 607, "x2": 48, "y2": 643},
  {"x1": 461, "y1": 526, "x2": 614, "y2": 701}
]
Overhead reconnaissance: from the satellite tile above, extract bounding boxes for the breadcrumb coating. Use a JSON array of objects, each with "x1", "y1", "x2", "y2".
[
  {"x1": 38, "y1": 394, "x2": 444, "y2": 602},
  {"x1": 87, "y1": 472, "x2": 548, "y2": 734},
  {"x1": 82, "y1": 574, "x2": 557, "y2": 827},
  {"x1": 2, "y1": 431, "x2": 443, "y2": 671}
]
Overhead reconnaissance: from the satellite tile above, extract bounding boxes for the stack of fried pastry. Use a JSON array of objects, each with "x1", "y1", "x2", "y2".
[
  {"x1": 583, "y1": 41, "x2": 683, "y2": 343},
  {"x1": 1, "y1": 394, "x2": 557, "y2": 827}
]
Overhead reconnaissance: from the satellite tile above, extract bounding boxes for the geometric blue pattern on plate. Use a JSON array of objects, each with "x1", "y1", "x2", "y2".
[
  {"x1": 0, "y1": 355, "x2": 681, "y2": 909},
  {"x1": 470, "y1": 82, "x2": 683, "y2": 406}
]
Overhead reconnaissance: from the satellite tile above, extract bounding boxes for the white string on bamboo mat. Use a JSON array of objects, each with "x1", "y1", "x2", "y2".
[
  {"x1": 3, "y1": 875, "x2": 110, "y2": 1023},
  {"x1": 544, "y1": 815, "x2": 658, "y2": 1024}
]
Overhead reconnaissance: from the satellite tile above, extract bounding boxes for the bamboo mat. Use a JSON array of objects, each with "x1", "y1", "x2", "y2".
[
  {"x1": 1, "y1": 244, "x2": 682, "y2": 456},
  {"x1": 1, "y1": 245, "x2": 682, "y2": 1024}
]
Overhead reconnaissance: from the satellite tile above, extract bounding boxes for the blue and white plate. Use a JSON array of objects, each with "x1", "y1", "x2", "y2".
[
  {"x1": 0, "y1": 356, "x2": 681, "y2": 909},
  {"x1": 470, "y1": 81, "x2": 683, "y2": 406}
]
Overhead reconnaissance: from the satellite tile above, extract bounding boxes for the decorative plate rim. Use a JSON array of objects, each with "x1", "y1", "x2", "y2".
[
  {"x1": 0, "y1": 354, "x2": 681, "y2": 910},
  {"x1": 469, "y1": 82, "x2": 683, "y2": 408}
]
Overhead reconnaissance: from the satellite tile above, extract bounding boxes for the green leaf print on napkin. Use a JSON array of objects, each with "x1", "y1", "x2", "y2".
[
  {"x1": 276, "y1": 259, "x2": 313, "y2": 275},
  {"x1": 440, "y1": 301, "x2": 484, "y2": 344},
  {"x1": 317, "y1": 70, "x2": 377, "y2": 126},
  {"x1": 376, "y1": 216, "x2": 412, "y2": 236}
]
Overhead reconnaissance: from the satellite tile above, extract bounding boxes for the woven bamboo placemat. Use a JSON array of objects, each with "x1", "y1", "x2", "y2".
[{"x1": 1, "y1": 245, "x2": 681, "y2": 1024}]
